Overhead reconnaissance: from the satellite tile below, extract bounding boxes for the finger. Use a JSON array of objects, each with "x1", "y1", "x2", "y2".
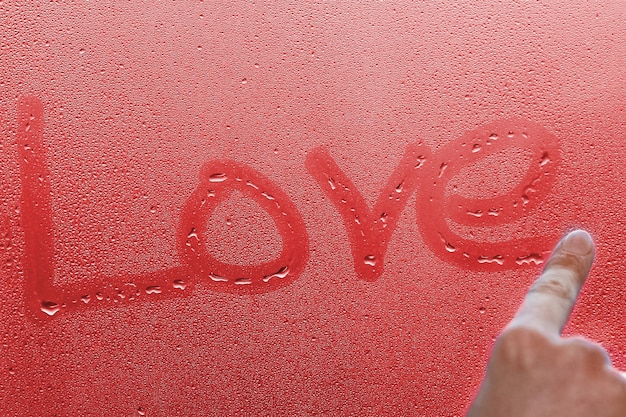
[{"x1": 508, "y1": 230, "x2": 595, "y2": 336}]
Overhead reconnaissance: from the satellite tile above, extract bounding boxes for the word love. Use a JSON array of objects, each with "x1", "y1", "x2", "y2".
[{"x1": 13, "y1": 97, "x2": 560, "y2": 319}]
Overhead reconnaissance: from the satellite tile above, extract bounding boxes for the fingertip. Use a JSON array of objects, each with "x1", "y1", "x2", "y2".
[
  {"x1": 508, "y1": 230, "x2": 596, "y2": 336},
  {"x1": 560, "y1": 229, "x2": 595, "y2": 257},
  {"x1": 542, "y1": 229, "x2": 595, "y2": 288}
]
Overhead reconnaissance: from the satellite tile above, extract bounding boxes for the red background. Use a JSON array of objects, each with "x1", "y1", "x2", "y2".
[{"x1": 1, "y1": 1, "x2": 625, "y2": 416}]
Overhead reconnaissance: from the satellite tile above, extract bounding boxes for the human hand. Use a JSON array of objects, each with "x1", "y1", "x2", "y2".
[{"x1": 467, "y1": 230, "x2": 626, "y2": 417}]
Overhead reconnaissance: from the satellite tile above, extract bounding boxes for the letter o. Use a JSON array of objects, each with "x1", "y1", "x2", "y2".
[{"x1": 178, "y1": 160, "x2": 309, "y2": 294}]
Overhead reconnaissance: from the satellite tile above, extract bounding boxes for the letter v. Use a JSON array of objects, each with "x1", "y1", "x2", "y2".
[{"x1": 306, "y1": 142, "x2": 430, "y2": 281}]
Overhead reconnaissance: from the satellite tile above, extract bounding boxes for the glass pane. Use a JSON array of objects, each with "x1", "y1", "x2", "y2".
[{"x1": 1, "y1": 2, "x2": 624, "y2": 415}]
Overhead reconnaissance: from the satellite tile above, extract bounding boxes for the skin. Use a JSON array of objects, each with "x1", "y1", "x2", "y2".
[{"x1": 467, "y1": 230, "x2": 626, "y2": 417}]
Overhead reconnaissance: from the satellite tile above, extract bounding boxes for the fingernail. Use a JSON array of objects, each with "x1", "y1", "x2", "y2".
[{"x1": 561, "y1": 230, "x2": 594, "y2": 256}]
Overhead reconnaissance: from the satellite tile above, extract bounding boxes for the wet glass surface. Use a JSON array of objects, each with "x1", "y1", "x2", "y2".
[{"x1": 0, "y1": 1, "x2": 625, "y2": 415}]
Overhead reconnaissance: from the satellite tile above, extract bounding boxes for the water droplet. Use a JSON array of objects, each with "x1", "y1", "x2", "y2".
[
  {"x1": 209, "y1": 173, "x2": 227, "y2": 183},
  {"x1": 466, "y1": 210, "x2": 483, "y2": 217},
  {"x1": 210, "y1": 273, "x2": 228, "y2": 282},
  {"x1": 487, "y1": 208, "x2": 500, "y2": 216},
  {"x1": 364, "y1": 255, "x2": 377, "y2": 266},
  {"x1": 262, "y1": 192, "x2": 275, "y2": 200},
  {"x1": 173, "y1": 280, "x2": 186, "y2": 290},
  {"x1": 246, "y1": 180, "x2": 259, "y2": 189},
  {"x1": 40, "y1": 301, "x2": 60, "y2": 316},
  {"x1": 8, "y1": 367, "x2": 15, "y2": 375},
  {"x1": 477, "y1": 255, "x2": 504, "y2": 265},
  {"x1": 395, "y1": 181, "x2": 404, "y2": 193},
  {"x1": 472, "y1": 144, "x2": 482, "y2": 153},
  {"x1": 540, "y1": 152, "x2": 550, "y2": 167},
  {"x1": 241, "y1": 78, "x2": 247, "y2": 84},
  {"x1": 415, "y1": 155, "x2": 426, "y2": 168},
  {"x1": 1, "y1": 231, "x2": 11, "y2": 251},
  {"x1": 489, "y1": 133, "x2": 498, "y2": 141},
  {"x1": 95, "y1": 292, "x2": 104, "y2": 300},
  {"x1": 479, "y1": 306, "x2": 486, "y2": 314},
  {"x1": 150, "y1": 205, "x2": 157, "y2": 214},
  {"x1": 525, "y1": 183, "x2": 538, "y2": 195},
  {"x1": 379, "y1": 212, "x2": 388, "y2": 228},
  {"x1": 187, "y1": 228, "x2": 199, "y2": 240},
  {"x1": 137, "y1": 407, "x2": 146, "y2": 416},
  {"x1": 438, "y1": 162, "x2": 448, "y2": 178},
  {"x1": 234, "y1": 277, "x2": 252, "y2": 285},
  {"x1": 225, "y1": 218, "x2": 232, "y2": 226},
  {"x1": 145, "y1": 286, "x2": 161, "y2": 295},
  {"x1": 507, "y1": 131, "x2": 514, "y2": 138},
  {"x1": 328, "y1": 177, "x2": 336, "y2": 190},
  {"x1": 445, "y1": 242, "x2": 456, "y2": 253},
  {"x1": 515, "y1": 254, "x2": 544, "y2": 265},
  {"x1": 521, "y1": 194, "x2": 529, "y2": 205},
  {"x1": 80, "y1": 295, "x2": 91, "y2": 304},
  {"x1": 263, "y1": 266, "x2": 290, "y2": 282}
]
